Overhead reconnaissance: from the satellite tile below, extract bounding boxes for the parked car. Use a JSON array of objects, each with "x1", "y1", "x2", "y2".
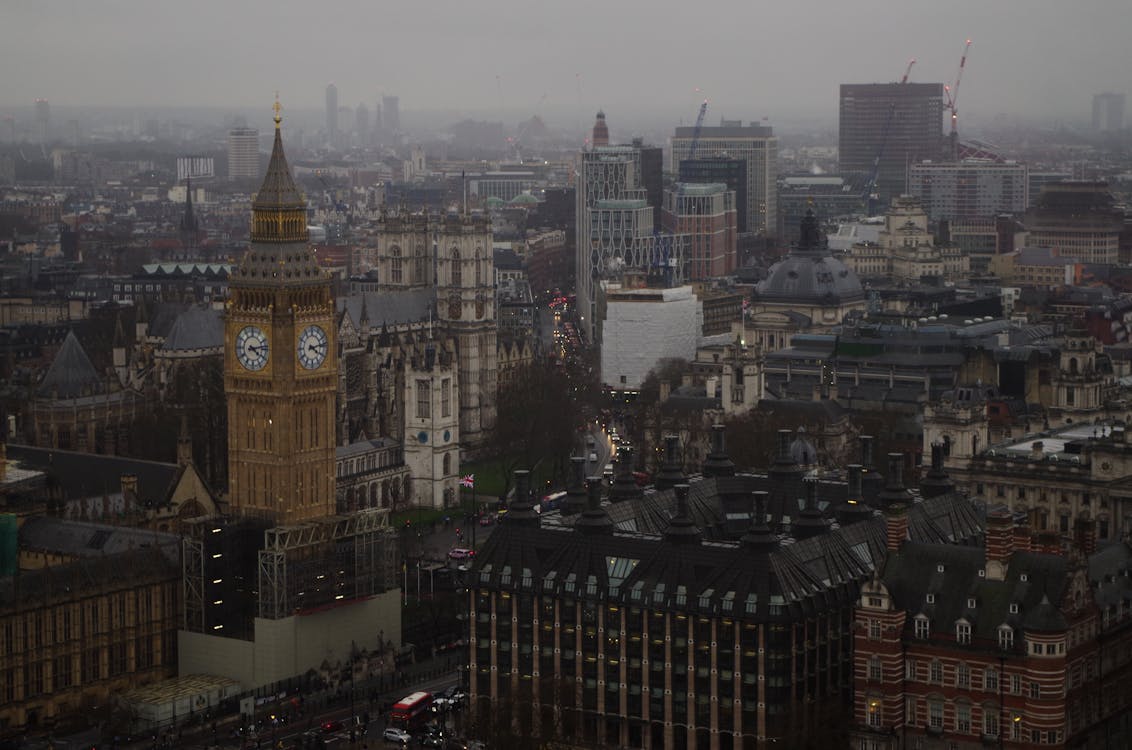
[
  {"x1": 381, "y1": 727, "x2": 410, "y2": 745},
  {"x1": 447, "y1": 547, "x2": 475, "y2": 561},
  {"x1": 320, "y1": 719, "x2": 344, "y2": 734}
]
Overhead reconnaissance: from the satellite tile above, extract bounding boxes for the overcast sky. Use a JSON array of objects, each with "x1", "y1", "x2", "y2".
[{"x1": 2, "y1": 0, "x2": 1129, "y2": 127}]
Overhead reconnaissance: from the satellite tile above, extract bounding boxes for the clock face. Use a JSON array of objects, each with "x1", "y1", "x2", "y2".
[
  {"x1": 235, "y1": 326, "x2": 269, "y2": 371},
  {"x1": 297, "y1": 325, "x2": 329, "y2": 370}
]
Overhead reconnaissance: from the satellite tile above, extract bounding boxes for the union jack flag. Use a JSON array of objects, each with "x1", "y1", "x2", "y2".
[{"x1": 460, "y1": 474, "x2": 475, "y2": 488}]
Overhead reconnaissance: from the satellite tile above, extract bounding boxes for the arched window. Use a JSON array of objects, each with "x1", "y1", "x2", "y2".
[
  {"x1": 369, "y1": 483, "x2": 379, "y2": 508},
  {"x1": 451, "y1": 249, "x2": 462, "y2": 286},
  {"x1": 390, "y1": 245, "x2": 402, "y2": 283},
  {"x1": 475, "y1": 249, "x2": 482, "y2": 286},
  {"x1": 443, "y1": 453, "x2": 451, "y2": 476},
  {"x1": 415, "y1": 243, "x2": 426, "y2": 285},
  {"x1": 1069, "y1": 357, "x2": 1079, "y2": 375}
]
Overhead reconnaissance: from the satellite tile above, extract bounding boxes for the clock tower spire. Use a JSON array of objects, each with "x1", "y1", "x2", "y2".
[{"x1": 225, "y1": 99, "x2": 338, "y2": 524}]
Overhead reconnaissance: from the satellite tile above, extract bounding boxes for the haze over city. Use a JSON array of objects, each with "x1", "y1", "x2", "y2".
[{"x1": 3, "y1": 0, "x2": 1131, "y2": 128}]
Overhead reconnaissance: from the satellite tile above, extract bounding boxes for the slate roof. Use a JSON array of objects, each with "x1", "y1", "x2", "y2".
[
  {"x1": 338, "y1": 288, "x2": 434, "y2": 328},
  {"x1": 0, "y1": 546, "x2": 178, "y2": 609},
  {"x1": 161, "y1": 305, "x2": 224, "y2": 352},
  {"x1": 19, "y1": 516, "x2": 181, "y2": 564},
  {"x1": 37, "y1": 330, "x2": 102, "y2": 399},
  {"x1": 7, "y1": 444, "x2": 182, "y2": 507},
  {"x1": 477, "y1": 490, "x2": 984, "y2": 623}
]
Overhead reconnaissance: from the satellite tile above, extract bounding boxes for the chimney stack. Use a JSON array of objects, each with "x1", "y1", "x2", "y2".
[
  {"x1": 563, "y1": 456, "x2": 588, "y2": 516},
  {"x1": 654, "y1": 435, "x2": 686, "y2": 491},
  {"x1": 575, "y1": 477, "x2": 614, "y2": 535},
  {"x1": 702, "y1": 424, "x2": 736, "y2": 478},
  {"x1": 885, "y1": 505, "x2": 909, "y2": 552},
  {"x1": 664, "y1": 484, "x2": 702, "y2": 544},
  {"x1": 985, "y1": 507, "x2": 1014, "y2": 580}
]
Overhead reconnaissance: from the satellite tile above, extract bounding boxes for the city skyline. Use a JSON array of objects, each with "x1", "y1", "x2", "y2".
[{"x1": 1, "y1": 0, "x2": 1129, "y2": 126}]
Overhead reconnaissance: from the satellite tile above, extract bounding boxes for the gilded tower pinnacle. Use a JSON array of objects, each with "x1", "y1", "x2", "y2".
[{"x1": 249, "y1": 98, "x2": 308, "y2": 245}]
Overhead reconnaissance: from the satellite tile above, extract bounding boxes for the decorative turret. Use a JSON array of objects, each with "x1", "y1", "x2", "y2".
[
  {"x1": 664, "y1": 484, "x2": 702, "y2": 545},
  {"x1": 575, "y1": 477, "x2": 614, "y2": 535},
  {"x1": 919, "y1": 442, "x2": 955, "y2": 498},
  {"x1": 562, "y1": 456, "x2": 589, "y2": 516},
  {"x1": 591, "y1": 111, "x2": 609, "y2": 147},
  {"x1": 654, "y1": 435, "x2": 686, "y2": 491},
  {"x1": 701, "y1": 424, "x2": 736, "y2": 478}
]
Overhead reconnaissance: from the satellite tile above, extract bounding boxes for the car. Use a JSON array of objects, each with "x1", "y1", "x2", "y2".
[
  {"x1": 477, "y1": 514, "x2": 492, "y2": 527},
  {"x1": 381, "y1": 727, "x2": 410, "y2": 745},
  {"x1": 320, "y1": 719, "x2": 344, "y2": 734},
  {"x1": 447, "y1": 547, "x2": 475, "y2": 560}
]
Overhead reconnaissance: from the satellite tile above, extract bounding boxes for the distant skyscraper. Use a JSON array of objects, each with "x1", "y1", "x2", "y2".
[
  {"x1": 591, "y1": 111, "x2": 609, "y2": 147},
  {"x1": 671, "y1": 120, "x2": 778, "y2": 236},
  {"x1": 839, "y1": 82, "x2": 944, "y2": 205},
  {"x1": 356, "y1": 103, "x2": 370, "y2": 143},
  {"x1": 1092, "y1": 92, "x2": 1125, "y2": 133},
  {"x1": 34, "y1": 98, "x2": 49, "y2": 144},
  {"x1": 227, "y1": 127, "x2": 260, "y2": 180},
  {"x1": 325, "y1": 83, "x2": 338, "y2": 142},
  {"x1": 680, "y1": 157, "x2": 748, "y2": 233},
  {"x1": 382, "y1": 95, "x2": 400, "y2": 134}
]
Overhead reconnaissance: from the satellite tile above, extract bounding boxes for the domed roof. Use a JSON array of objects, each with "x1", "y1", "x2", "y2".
[
  {"x1": 509, "y1": 192, "x2": 538, "y2": 205},
  {"x1": 756, "y1": 209, "x2": 864, "y2": 306},
  {"x1": 485, "y1": 196, "x2": 506, "y2": 207}
]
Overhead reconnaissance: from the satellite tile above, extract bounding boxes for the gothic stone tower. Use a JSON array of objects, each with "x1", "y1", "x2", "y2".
[
  {"x1": 225, "y1": 103, "x2": 338, "y2": 524},
  {"x1": 435, "y1": 213, "x2": 497, "y2": 446}
]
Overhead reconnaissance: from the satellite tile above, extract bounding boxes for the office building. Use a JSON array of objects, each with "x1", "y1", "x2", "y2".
[
  {"x1": 382, "y1": 95, "x2": 400, "y2": 134},
  {"x1": 1027, "y1": 173, "x2": 1072, "y2": 209},
  {"x1": 680, "y1": 157, "x2": 748, "y2": 233},
  {"x1": 671, "y1": 120, "x2": 777, "y2": 237},
  {"x1": 777, "y1": 175, "x2": 861, "y2": 244},
  {"x1": 1024, "y1": 182, "x2": 1124, "y2": 265},
  {"x1": 325, "y1": 82, "x2": 338, "y2": 142},
  {"x1": 34, "y1": 98, "x2": 49, "y2": 144},
  {"x1": 661, "y1": 183, "x2": 737, "y2": 280},
  {"x1": 851, "y1": 503, "x2": 1132, "y2": 749},
  {"x1": 226, "y1": 127, "x2": 260, "y2": 181},
  {"x1": 907, "y1": 159, "x2": 1028, "y2": 221},
  {"x1": 839, "y1": 83, "x2": 945, "y2": 205},
  {"x1": 1092, "y1": 92, "x2": 1125, "y2": 133}
]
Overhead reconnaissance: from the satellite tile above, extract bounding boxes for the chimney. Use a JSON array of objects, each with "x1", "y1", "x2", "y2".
[
  {"x1": 985, "y1": 507, "x2": 1014, "y2": 580},
  {"x1": 877, "y1": 453, "x2": 911, "y2": 509},
  {"x1": 1031, "y1": 440, "x2": 1044, "y2": 459},
  {"x1": 654, "y1": 435, "x2": 686, "y2": 491},
  {"x1": 920, "y1": 442, "x2": 955, "y2": 499},
  {"x1": 506, "y1": 469, "x2": 541, "y2": 527},
  {"x1": 575, "y1": 477, "x2": 614, "y2": 535},
  {"x1": 563, "y1": 456, "x2": 588, "y2": 516},
  {"x1": 702, "y1": 424, "x2": 736, "y2": 478},
  {"x1": 741, "y1": 490, "x2": 778, "y2": 552},
  {"x1": 885, "y1": 505, "x2": 909, "y2": 553},
  {"x1": 860, "y1": 435, "x2": 875, "y2": 468},
  {"x1": 848, "y1": 464, "x2": 863, "y2": 501},
  {"x1": 792, "y1": 476, "x2": 829, "y2": 540},
  {"x1": 610, "y1": 446, "x2": 643, "y2": 502},
  {"x1": 664, "y1": 484, "x2": 702, "y2": 544},
  {"x1": 777, "y1": 429, "x2": 792, "y2": 462}
]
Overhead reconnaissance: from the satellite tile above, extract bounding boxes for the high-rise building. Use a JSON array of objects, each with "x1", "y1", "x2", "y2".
[
  {"x1": 839, "y1": 83, "x2": 945, "y2": 205},
  {"x1": 325, "y1": 82, "x2": 338, "y2": 142},
  {"x1": 680, "y1": 157, "x2": 748, "y2": 233},
  {"x1": 671, "y1": 120, "x2": 777, "y2": 237},
  {"x1": 226, "y1": 127, "x2": 260, "y2": 180},
  {"x1": 34, "y1": 98, "x2": 49, "y2": 144},
  {"x1": 661, "y1": 183, "x2": 737, "y2": 280},
  {"x1": 355, "y1": 102, "x2": 370, "y2": 143},
  {"x1": 1024, "y1": 182, "x2": 1124, "y2": 265},
  {"x1": 382, "y1": 95, "x2": 400, "y2": 134},
  {"x1": 907, "y1": 159, "x2": 1028, "y2": 221},
  {"x1": 1092, "y1": 92, "x2": 1125, "y2": 133},
  {"x1": 576, "y1": 144, "x2": 684, "y2": 343}
]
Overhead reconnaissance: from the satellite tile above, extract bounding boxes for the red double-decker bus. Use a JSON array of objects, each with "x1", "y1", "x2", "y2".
[{"x1": 390, "y1": 691, "x2": 433, "y2": 730}]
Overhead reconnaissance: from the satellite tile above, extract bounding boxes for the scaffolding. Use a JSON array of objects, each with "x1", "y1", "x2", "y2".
[
  {"x1": 256, "y1": 507, "x2": 396, "y2": 620},
  {"x1": 181, "y1": 520, "x2": 206, "y2": 632}
]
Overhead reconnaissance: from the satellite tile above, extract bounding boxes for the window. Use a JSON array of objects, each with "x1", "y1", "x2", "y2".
[
  {"x1": 906, "y1": 696, "x2": 917, "y2": 726},
  {"x1": 914, "y1": 615, "x2": 930, "y2": 639},
  {"x1": 416, "y1": 379, "x2": 430, "y2": 419},
  {"x1": 983, "y1": 708, "x2": 999, "y2": 738},
  {"x1": 985, "y1": 668, "x2": 999, "y2": 692},
  {"x1": 999, "y1": 626, "x2": 1014, "y2": 650},
  {"x1": 868, "y1": 656, "x2": 882, "y2": 682},
  {"x1": 390, "y1": 245, "x2": 402, "y2": 283},
  {"x1": 905, "y1": 659, "x2": 916, "y2": 681},
  {"x1": 867, "y1": 698, "x2": 882, "y2": 728},
  {"x1": 1011, "y1": 713, "x2": 1024, "y2": 740},
  {"x1": 929, "y1": 700, "x2": 944, "y2": 730},
  {"x1": 957, "y1": 621, "x2": 971, "y2": 644},
  {"x1": 451, "y1": 249, "x2": 462, "y2": 286},
  {"x1": 956, "y1": 703, "x2": 971, "y2": 733},
  {"x1": 957, "y1": 662, "x2": 970, "y2": 688},
  {"x1": 443, "y1": 453, "x2": 451, "y2": 476},
  {"x1": 1011, "y1": 674, "x2": 1022, "y2": 694},
  {"x1": 441, "y1": 377, "x2": 451, "y2": 417},
  {"x1": 930, "y1": 660, "x2": 943, "y2": 684},
  {"x1": 868, "y1": 619, "x2": 881, "y2": 640},
  {"x1": 1029, "y1": 681, "x2": 1041, "y2": 699}
]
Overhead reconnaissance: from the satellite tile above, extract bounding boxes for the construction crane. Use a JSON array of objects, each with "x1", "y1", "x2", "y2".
[
  {"x1": 863, "y1": 59, "x2": 915, "y2": 215},
  {"x1": 686, "y1": 99, "x2": 709, "y2": 162},
  {"x1": 944, "y1": 39, "x2": 972, "y2": 158}
]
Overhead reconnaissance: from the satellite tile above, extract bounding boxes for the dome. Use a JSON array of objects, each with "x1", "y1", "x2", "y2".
[
  {"x1": 755, "y1": 209, "x2": 864, "y2": 306},
  {"x1": 509, "y1": 192, "x2": 538, "y2": 205},
  {"x1": 485, "y1": 196, "x2": 506, "y2": 208}
]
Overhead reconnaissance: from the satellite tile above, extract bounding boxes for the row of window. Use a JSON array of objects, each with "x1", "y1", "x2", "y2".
[{"x1": 1, "y1": 588, "x2": 172, "y2": 655}]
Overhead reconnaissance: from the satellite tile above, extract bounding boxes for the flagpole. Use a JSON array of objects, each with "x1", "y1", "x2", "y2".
[{"x1": 471, "y1": 482, "x2": 476, "y2": 550}]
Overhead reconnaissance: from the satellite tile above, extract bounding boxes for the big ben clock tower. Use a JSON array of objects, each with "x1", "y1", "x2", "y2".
[{"x1": 225, "y1": 100, "x2": 337, "y2": 524}]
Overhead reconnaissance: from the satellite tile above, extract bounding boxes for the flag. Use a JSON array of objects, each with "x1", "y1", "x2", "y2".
[{"x1": 460, "y1": 474, "x2": 475, "y2": 489}]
